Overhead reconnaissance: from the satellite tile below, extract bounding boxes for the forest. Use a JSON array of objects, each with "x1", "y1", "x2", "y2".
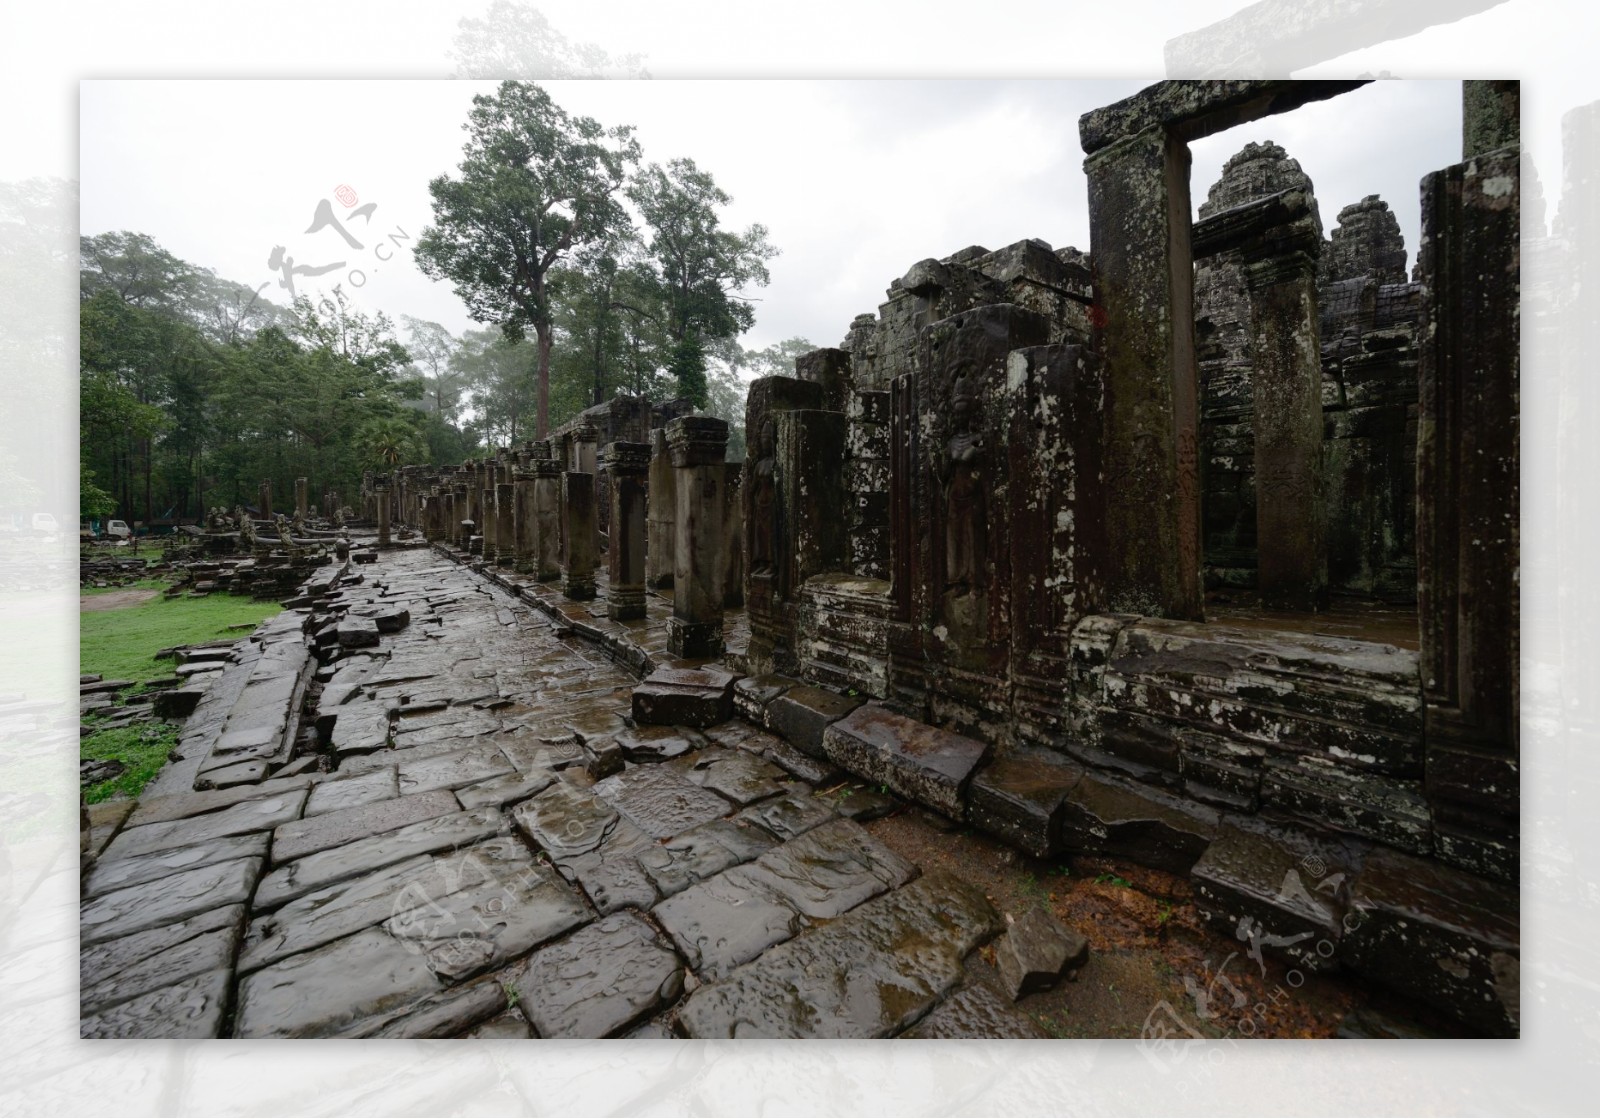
[{"x1": 79, "y1": 80, "x2": 813, "y2": 527}]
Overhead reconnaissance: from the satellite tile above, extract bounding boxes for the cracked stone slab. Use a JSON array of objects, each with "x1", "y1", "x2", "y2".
[
  {"x1": 612, "y1": 724, "x2": 709, "y2": 763},
  {"x1": 385, "y1": 859, "x2": 591, "y2": 983},
  {"x1": 822, "y1": 703, "x2": 989, "y2": 821},
  {"x1": 637, "y1": 817, "x2": 780, "y2": 899},
  {"x1": 102, "y1": 789, "x2": 308, "y2": 861},
  {"x1": 304, "y1": 766, "x2": 399, "y2": 817},
  {"x1": 240, "y1": 836, "x2": 534, "y2": 972},
  {"x1": 740, "y1": 817, "x2": 917, "y2": 920},
  {"x1": 592, "y1": 764, "x2": 733, "y2": 839},
  {"x1": 254, "y1": 807, "x2": 507, "y2": 910},
  {"x1": 742, "y1": 729, "x2": 843, "y2": 786},
  {"x1": 81, "y1": 856, "x2": 263, "y2": 947},
  {"x1": 652, "y1": 866, "x2": 803, "y2": 979},
  {"x1": 680, "y1": 748, "x2": 788, "y2": 806},
  {"x1": 330, "y1": 706, "x2": 392, "y2": 758},
  {"x1": 735, "y1": 790, "x2": 835, "y2": 840},
  {"x1": 270, "y1": 788, "x2": 461, "y2": 865},
  {"x1": 397, "y1": 741, "x2": 517, "y2": 795},
  {"x1": 126, "y1": 774, "x2": 314, "y2": 829},
  {"x1": 903, "y1": 981, "x2": 1051, "y2": 1039},
  {"x1": 676, "y1": 869, "x2": 1003, "y2": 1038},
  {"x1": 509, "y1": 911, "x2": 685, "y2": 1039},
  {"x1": 84, "y1": 831, "x2": 268, "y2": 899},
  {"x1": 362, "y1": 979, "x2": 508, "y2": 1039},
  {"x1": 455, "y1": 766, "x2": 557, "y2": 810},
  {"x1": 80, "y1": 922, "x2": 241, "y2": 1018},
  {"x1": 234, "y1": 926, "x2": 444, "y2": 1039},
  {"x1": 511, "y1": 782, "x2": 621, "y2": 860},
  {"x1": 80, "y1": 904, "x2": 245, "y2": 1004},
  {"x1": 80, "y1": 967, "x2": 233, "y2": 1039}
]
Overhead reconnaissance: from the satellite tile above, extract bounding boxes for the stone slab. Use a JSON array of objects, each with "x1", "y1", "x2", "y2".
[
  {"x1": 84, "y1": 831, "x2": 268, "y2": 899},
  {"x1": 822, "y1": 703, "x2": 988, "y2": 821},
  {"x1": 903, "y1": 982, "x2": 1051, "y2": 1039},
  {"x1": 81, "y1": 856, "x2": 263, "y2": 947},
  {"x1": 612, "y1": 724, "x2": 709, "y2": 762},
  {"x1": 740, "y1": 817, "x2": 916, "y2": 920},
  {"x1": 736, "y1": 791, "x2": 835, "y2": 841},
  {"x1": 455, "y1": 767, "x2": 557, "y2": 810},
  {"x1": 652, "y1": 867, "x2": 804, "y2": 979},
  {"x1": 592, "y1": 764, "x2": 733, "y2": 839},
  {"x1": 271, "y1": 789, "x2": 460, "y2": 865},
  {"x1": 234, "y1": 926, "x2": 444, "y2": 1038},
  {"x1": 80, "y1": 922, "x2": 240, "y2": 1018},
  {"x1": 676, "y1": 870, "x2": 1002, "y2": 1038},
  {"x1": 1056, "y1": 771, "x2": 1220, "y2": 875},
  {"x1": 681, "y1": 748, "x2": 788, "y2": 806},
  {"x1": 303, "y1": 767, "x2": 399, "y2": 817},
  {"x1": 125, "y1": 775, "x2": 313, "y2": 830},
  {"x1": 636, "y1": 817, "x2": 781, "y2": 899},
  {"x1": 80, "y1": 967, "x2": 232, "y2": 1039},
  {"x1": 397, "y1": 741, "x2": 517, "y2": 795},
  {"x1": 254, "y1": 807, "x2": 506, "y2": 909},
  {"x1": 511, "y1": 911, "x2": 685, "y2": 1039},
  {"x1": 80, "y1": 904, "x2": 245, "y2": 1002}
]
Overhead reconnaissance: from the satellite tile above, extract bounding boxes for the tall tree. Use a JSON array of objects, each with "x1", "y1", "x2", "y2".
[
  {"x1": 627, "y1": 158, "x2": 777, "y2": 407},
  {"x1": 416, "y1": 80, "x2": 640, "y2": 438},
  {"x1": 401, "y1": 316, "x2": 463, "y2": 420}
]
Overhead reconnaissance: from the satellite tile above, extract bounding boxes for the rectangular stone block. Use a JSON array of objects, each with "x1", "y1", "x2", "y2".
[
  {"x1": 966, "y1": 750, "x2": 1084, "y2": 858},
  {"x1": 768, "y1": 685, "x2": 864, "y2": 759},
  {"x1": 1055, "y1": 770, "x2": 1219, "y2": 875},
  {"x1": 821, "y1": 703, "x2": 988, "y2": 821}
]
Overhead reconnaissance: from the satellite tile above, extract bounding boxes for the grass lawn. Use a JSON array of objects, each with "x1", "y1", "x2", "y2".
[
  {"x1": 80, "y1": 583, "x2": 284, "y2": 802},
  {"x1": 81, "y1": 576, "x2": 167, "y2": 596},
  {"x1": 80, "y1": 587, "x2": 283, "y2": 684}
]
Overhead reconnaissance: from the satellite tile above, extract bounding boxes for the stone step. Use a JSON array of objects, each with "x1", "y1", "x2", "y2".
[
  {"x1": 631, "y1": 664, "x2": 740, "y2": 728},
  {"x1": 821, "y1": 702, "x2": 988, "y2": 821}
]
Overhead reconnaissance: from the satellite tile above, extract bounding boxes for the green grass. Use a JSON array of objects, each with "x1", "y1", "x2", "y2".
[
  {"x1": 81, "y1": 722, "x2": 180, "y2": 804},
  {"x1": 80, "y1": 585, "x2": 283, "y2": 684},
  {"x1": 79, "y1": 580, "x2": 284, "y2": 802},
  {"x1": 81, "y1": 576, "x2": 167, "y2": 596}
]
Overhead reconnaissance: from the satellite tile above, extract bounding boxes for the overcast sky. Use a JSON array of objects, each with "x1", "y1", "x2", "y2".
[{"x1": 79, "y1": 78, "x2": 1461, "y2": 358}]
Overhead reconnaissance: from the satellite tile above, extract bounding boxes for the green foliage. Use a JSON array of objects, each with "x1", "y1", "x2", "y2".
[
  {"x1": 81, "y1": 721, "x2": 179, "y2": 804},
  {"x1": 80, "y1": 462, "x2": 116, "y2": 519},
  {"x1": 1094, "y1": 873, "x2": 1135, "y2": 889},
  {"x1": 416, "y1": 80, "x2": 641, "y2": 437}
]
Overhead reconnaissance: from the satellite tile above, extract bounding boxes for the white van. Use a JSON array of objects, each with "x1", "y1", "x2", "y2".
[
  {"x1": 31, "y1": 513, "x2": 57, "y2": 536},
  {"x1": 105, "y1": 519, "x2": 132, "y2": 542}
]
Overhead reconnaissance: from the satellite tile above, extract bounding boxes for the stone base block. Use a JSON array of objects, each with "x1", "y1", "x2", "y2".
[
  {"x1": 967, "y1": 750, "x2": 1085, "y2": 858},
  {"x1": 1056, "y1": 771, "x2": 1219, "y2": 875},
  {"x1": 733, "y1": 674, "x2": 798, "y2": 726},
  {"x1": 1339, "y1": 847, "x2": 1519, "y2": 1036},
  {"x1": 666, "y1": 618, "x2": 724, "y2": 660},
  {"x1": 631, "y1": 666, "x2": 739, "y2": 728},
  {"x1": 821, "y1": 703, "x2": 988, "y2": 821},
  {"x1": 767, "y1": 685, "x2": 864, "y2": 759}
]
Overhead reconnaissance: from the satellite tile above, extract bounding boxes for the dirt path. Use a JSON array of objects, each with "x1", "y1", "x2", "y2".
[{"x1": 80, "y1": 587, "x2": 162, "y2": 612}]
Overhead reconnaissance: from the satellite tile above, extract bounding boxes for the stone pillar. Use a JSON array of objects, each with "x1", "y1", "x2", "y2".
[
  {"x1": 258, "y1": 480, "x2": 273, "y2": 522},
  {"x1": 721, "y1": 462, "x2": 744, "y2": 608},
  {"x1": 600, "y1": 442, "x2": 650, "y2": 620},
  {"x1": 375, "y1": 483, "x2": 391, "y2": 549},
  {"x1": 513, "y1": 461, "x2": 537, "y2": 575},
  {"x1": 665, "y1": 416, "x2": 729, "y2": 659},
  {"x1": 1237, "y1": 197, "x2": 1327, "y2": 611},
  {"x1": 1463, "y1": 80, "x2": 1520, "y2": 159},
  {"x1": 1417, "y1": 141, "x2": 1520, "y2": 881},
  {"x1": 532, "y1": 458, "x2": 563, "y2": 582},
  {"x1": 453, "y1": 478, "x2": 471, "y2": 548},
  {"x1": 562, "y1": 472, "x2": 597, "y2": 600},
  {"x1": 294, "y1": 477, "x2": 308, "y2": 520},
  {"x1": 646, "y1": 427, "x2": 676, "y2": 589},
  {"x1": 494, "y1": 480, "x2": 516, "y2": 567},
  {"x1": 1084, "y1": 125, "x2": 1202, "y2": 620},
  {"x1": 480, "y1": 461, "x2": 498, "y2": 559}
]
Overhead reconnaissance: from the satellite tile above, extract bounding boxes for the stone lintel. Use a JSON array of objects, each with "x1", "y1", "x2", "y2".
[
  {"x1": 1191, "y1": 188, "x2": 1321, "y2": 260},
  {"x1": 599, "y1": 441, "x2": 651, "y2": 475},
  {"x1": 1080, "y1": 80, "x2": 1369, "y2": 155},
  {"x1": 665, "y1": 417, "x2": 729, "y2": 468}
]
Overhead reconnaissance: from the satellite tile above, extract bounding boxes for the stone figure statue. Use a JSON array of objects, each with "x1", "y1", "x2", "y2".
[
  {"x1": 943, "y1": 373, "x2": 988, "y2": 595},
  {"x1": 236, "y1": 506, "x2": 256, "y2": 546},
  {"x1": 275, "y1": 513, "x2": 294, "y2": 547},
  {"x1": 749, "y1": 419, "x2": 777, "y2": 574}
]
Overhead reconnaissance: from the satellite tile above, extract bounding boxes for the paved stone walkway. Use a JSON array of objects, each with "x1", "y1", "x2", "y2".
[{"x1": 79, "y1": 546, "x2": 1045, "y2": 1039}]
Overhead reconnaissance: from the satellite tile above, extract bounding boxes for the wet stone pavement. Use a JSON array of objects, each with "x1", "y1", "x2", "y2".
[{"x1": 79, "y1": 545, "x2": 1052, "y2": 1040}]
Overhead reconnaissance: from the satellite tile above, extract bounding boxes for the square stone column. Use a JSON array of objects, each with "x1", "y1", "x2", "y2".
[
  {"x1": 453, "y1": 479, "x2": 471, "y2": 548},
  {"x1": 480, "y1": 462, "x2": 497, "y2": 559},
  {"x1": 375, "y1": 483, "x2": 391, "y2": 548},
  {"x1": 665, "y1": 416, "x2": 729, "y2": 659},
  {"x1": 646, "y1": 427, "x2": 676, "y2": 589},
  {"x1": 1417, "y1": 141, "x2": 1520, "y2": 880},
  {"x1": 1084, "y1": 125, "x2": 1203, "y2": 620},
  {"x1": 600, "y1": 441, "x2": 650, "y2": 620},
  {"x1": 512, "y1": 465, "x2": 537, "y2": 574},
  {"x1": 294, "y1": 477, "x2": 308, "y2": 519},
  {"x1": 259, "y1": 480, "x2": 273, "y2": 522},
  {"x1": 531, "y1": 458, "x2": 563, "y2": 582},
  {"x1": 562, "y1": 471, "x2": 597, "y2": 600},
  {"x1": 722, "y1": 462, "x2": 744, "y2": 608},
  {"x1": 494, "y1": 481, "x2": 516, "y2": 567}
]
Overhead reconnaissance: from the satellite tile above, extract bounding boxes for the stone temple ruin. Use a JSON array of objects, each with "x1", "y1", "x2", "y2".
[{"x1": 80, "y1": 80, "x2": 1520, "y2": 1040}]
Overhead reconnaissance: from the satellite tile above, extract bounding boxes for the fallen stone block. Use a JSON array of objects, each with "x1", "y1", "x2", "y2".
[
  {"x1": 336, "y1": 617, "x2": 381, "y2": 648},
  {"x1": 1056, "y1": 770, "x2": 1219, "y2": 874},
  {"x1": 995, "y1": 907, "x2": 1089, "y2": 1001},
  {"x1": 732, "y1": 673, "x2": 799, "y2": 726},
  {"x1": 821, "y1": 703, "x2": 988, "y2": 821}
]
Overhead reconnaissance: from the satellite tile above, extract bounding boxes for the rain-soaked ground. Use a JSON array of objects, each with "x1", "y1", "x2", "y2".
[{"x1": 79, "y1": 543, "x2": 1447, "y2": 1039}]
